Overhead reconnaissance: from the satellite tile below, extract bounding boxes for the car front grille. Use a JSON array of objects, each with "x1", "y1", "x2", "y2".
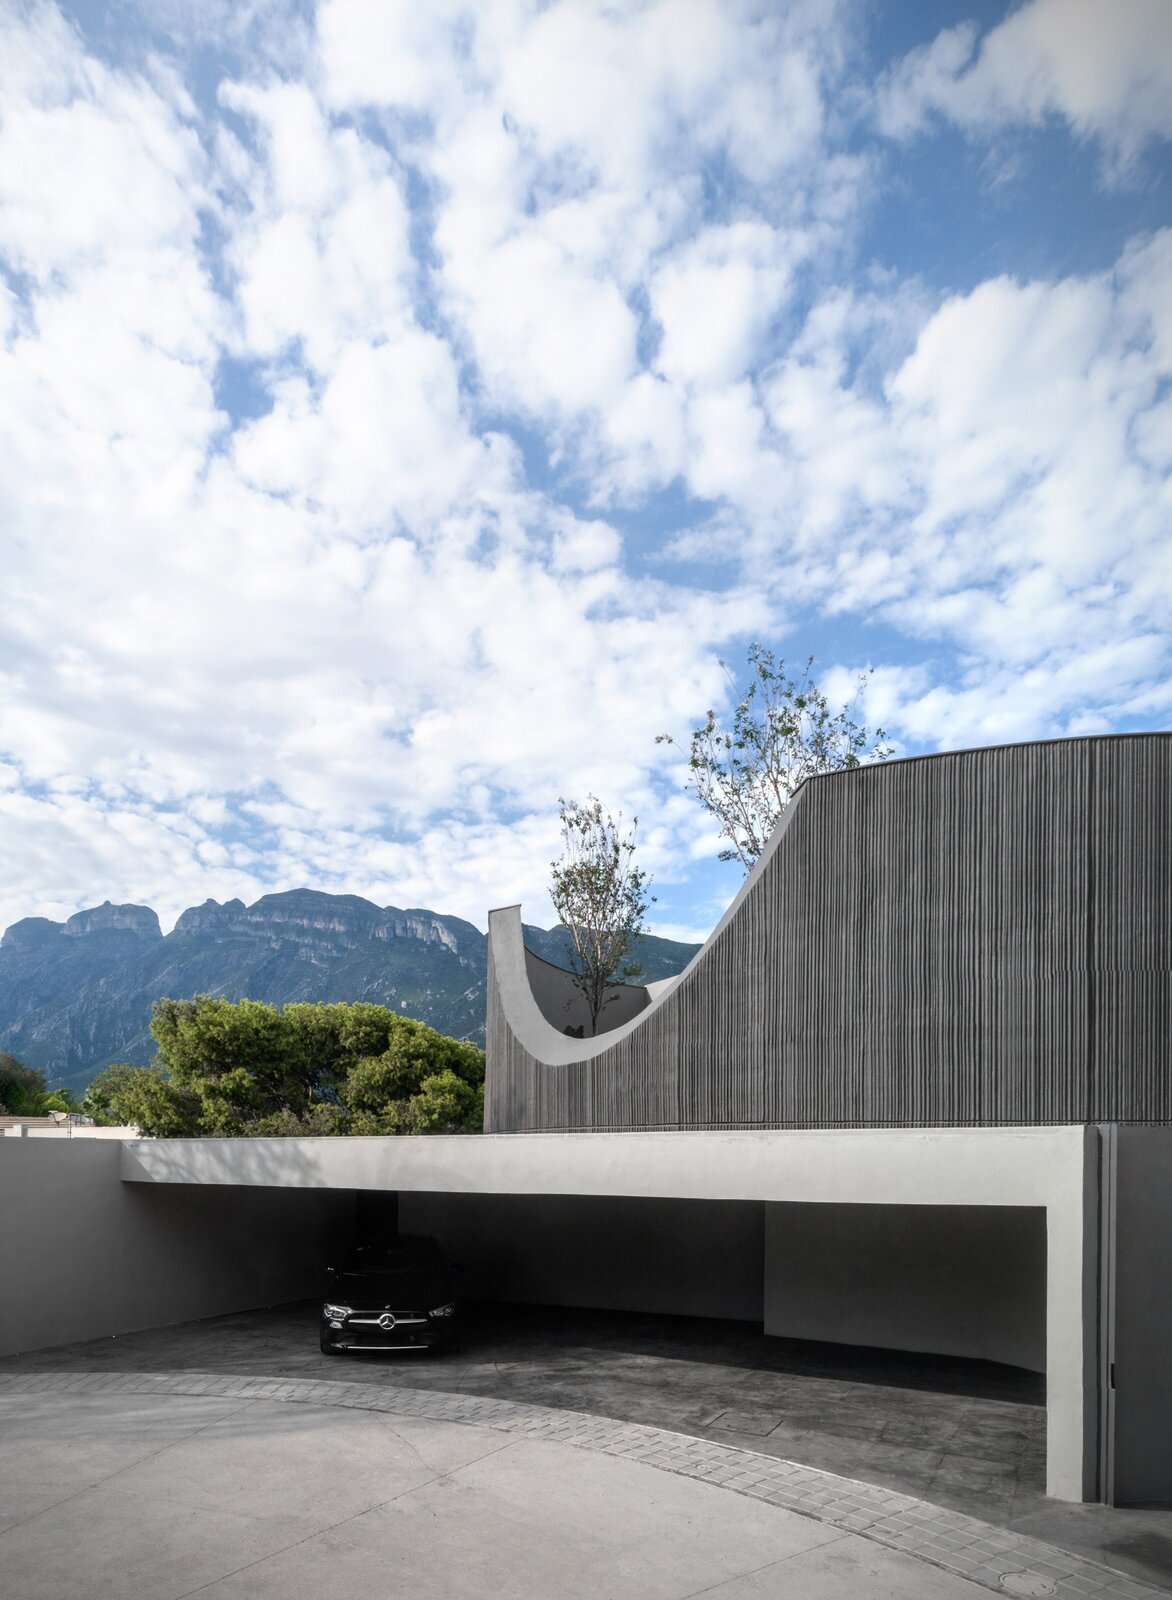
[
  {"x1": 332, "y1": 1308, "x2": 438, "y2": 1351},
  {"x1": 345, "y1": 1310, "x2": 428, "y2": 1327}
]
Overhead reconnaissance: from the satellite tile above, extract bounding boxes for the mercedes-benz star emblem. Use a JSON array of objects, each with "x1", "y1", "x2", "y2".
[{"x1": 378, "y1": 1312, "x2": 396, "y2": 1330}]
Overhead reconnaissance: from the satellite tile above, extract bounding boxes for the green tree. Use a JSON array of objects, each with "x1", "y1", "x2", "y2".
[
  {"x1": 83, "y1": 1062, "x2": 202, "y2": 1137},
  {"x1": 0, "y1": 1054, "x2": 58, "y2": 1116},
  {"x1": 406, "y1": 1069, "x2": 484, "y2": 1133},
  {"x1": 151, "y1": 996, "x2": 312, "y2": 1132},
  {"x1": 549, "y1": 795, "x2": 653, "y2": 1036},
  {"x1": 79, "y1": 998, "x2": 485, "y2": 1138},
  {"x1": 658, "y1": 645, "x2": 893, "y2": 872},
  {"x1": 343, "y1": 1017, "x2": 485, "y2": 1134},
  {"x1": 283, "y1": 1001, "x2": 399, "y2": 1087},
  {"x1": 81, "y1": 1062, "x2": 141, "y2": 1125}
]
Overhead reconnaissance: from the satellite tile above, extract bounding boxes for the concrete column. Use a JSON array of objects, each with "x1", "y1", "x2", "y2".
[{"x1": 1041, "y1": 1126, "x2": 1100, "y2": 1503}]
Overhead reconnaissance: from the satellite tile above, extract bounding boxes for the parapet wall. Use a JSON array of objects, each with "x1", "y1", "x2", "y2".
[{"x1": 486, "y1": 734, "x2": 1172, "y2": 1132}]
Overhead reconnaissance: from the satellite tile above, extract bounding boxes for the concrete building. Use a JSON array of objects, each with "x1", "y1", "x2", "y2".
[{"x1": 1, "y1": 734, "x2": 1169, "y2": 1509}]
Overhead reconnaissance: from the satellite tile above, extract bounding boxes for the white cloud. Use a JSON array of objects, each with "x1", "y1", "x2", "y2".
[
  {"x1": 743, "y1": 244, "x2": 1172, "y2": 742},
  {"x1": 0, "y1": 0, "x2": 1168, "y2": 948},
  {"x1": 877, "y1": 0, "x2": 1172, "y2": 172},
  {"x1": 439, "y1": 225, "x2": 640, "y2": 418},
  {"x1": 317, "y1": 0, "x2": 467, "y2": 118},
  {"x1": 221, "y1": 78, "x2": 415, "y2": 371},
  {"x1": 230, "y1": 331, "x2": 494, "y2": 532},
  {"x1": 651, "y1": 222, "x2": 798, "y2": 388}
]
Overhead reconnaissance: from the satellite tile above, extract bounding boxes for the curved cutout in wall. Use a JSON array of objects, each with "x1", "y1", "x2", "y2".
[{"x1": 486, "y1": 734, "x2": 1172, "y2": 1133}]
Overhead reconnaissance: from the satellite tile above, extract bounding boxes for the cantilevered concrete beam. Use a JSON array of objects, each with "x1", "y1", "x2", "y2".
[{"x1": 122, "y1": 1125, "x2": 1099, "y2": 1502}]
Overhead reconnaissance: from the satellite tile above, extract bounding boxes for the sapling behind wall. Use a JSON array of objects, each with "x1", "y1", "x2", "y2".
[
  {"x1": 659, "y1": 646, "x2": 893, "y2": 873},
  {"x1": 549, "y1": 796, "x2": 653, "y2": 1036}
]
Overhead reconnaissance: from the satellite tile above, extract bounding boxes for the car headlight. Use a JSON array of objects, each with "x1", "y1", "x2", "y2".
[
  {"x1": 323, "y1": 1303, "x2": 351, "y2": 1319},
  {"x1": 429, "y1": 1303, "x2": 455, "y2": 1318}
]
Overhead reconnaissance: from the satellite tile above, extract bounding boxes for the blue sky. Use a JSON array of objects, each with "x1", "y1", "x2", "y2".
[{"x1": 0, "y1": 0, "x2": 1170, "y2": 941}]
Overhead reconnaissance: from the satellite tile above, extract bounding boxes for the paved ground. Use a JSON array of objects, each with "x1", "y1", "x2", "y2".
[
  {"x1": 2, "y1": 1302, "x2": 1170, "y2": 1594},
  {"x1": 2, "y1": 1375, "x2": 1169, "y2": 1600}
]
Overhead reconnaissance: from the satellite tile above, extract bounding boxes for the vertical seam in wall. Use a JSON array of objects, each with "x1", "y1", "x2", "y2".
[
  {"x1": 1085, "y1": 743, "x2": 1098, "y2": 1123},
  {"x1": 1096, "y1": 1121, "x2": 1117, "y2": 1505}
]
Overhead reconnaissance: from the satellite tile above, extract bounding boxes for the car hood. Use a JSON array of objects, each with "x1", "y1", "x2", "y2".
[{"x1": 327, "y1": 1269, "x2": 452, "y2": 1308}]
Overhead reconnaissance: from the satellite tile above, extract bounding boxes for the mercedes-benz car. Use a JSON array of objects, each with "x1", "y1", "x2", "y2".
[{"x1": 319, "y1": 1234, "x2": 460, "y2": 1356}]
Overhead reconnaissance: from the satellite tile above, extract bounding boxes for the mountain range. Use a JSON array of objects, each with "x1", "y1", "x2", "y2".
[{"x1": 0, "y1": 889, "x2": 701, "y2": 1097}]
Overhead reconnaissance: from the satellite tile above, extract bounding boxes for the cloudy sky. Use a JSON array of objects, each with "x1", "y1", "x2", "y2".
[{"x1": 1, "y1": 0, "x2": 1170, "y2": 941}]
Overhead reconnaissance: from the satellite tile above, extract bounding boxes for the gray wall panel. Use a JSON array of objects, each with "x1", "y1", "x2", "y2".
[
  {"x1": 1108, "y1": 1126, "x2": 1172, "y2": 1503},
  {"x1": 0, "y1": 1140, "x2": 354, "y2": 1357},
  {"x1": 399, "y1": 1191, "x2": 764, "y2": 1322},
  {"x1": 764, "y1": 1203, "x2": 1047, "y2": 1372},
  {"x1": 487, "y1": 735, "x2": 1171, "y2": 1132}
]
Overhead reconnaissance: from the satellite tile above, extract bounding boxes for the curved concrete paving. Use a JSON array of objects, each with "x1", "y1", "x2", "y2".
[{"x1": 0, "y1": 1372, "x2": 1166, "y2": 1600}]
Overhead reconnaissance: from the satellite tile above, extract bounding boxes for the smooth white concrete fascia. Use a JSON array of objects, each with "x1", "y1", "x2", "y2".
[
  {"x1": 642, "y1": 976, "x2": 679, "y2": 1001},
  {"x1": 120, "y1": 1125, "x2": 1087, "y2": 1208}
]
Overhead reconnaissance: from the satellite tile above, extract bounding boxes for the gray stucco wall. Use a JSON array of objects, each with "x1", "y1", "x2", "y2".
[
  {"x1": 764, "y1": 1203, "x2": 1047, "y2": 1373},
  {"x1": 1109, "y1": 1126, "x2": 1172, "y2": 1504},
  {"x1": 487, "y1": 734, "x2": 1172, "y2": 1133},
  {"x1": 399, "y1": 1191, "x2": 764, "y2": 1321},
  {"x1": 0, "y1": 1140, "x2": 354, "y2": 1357},
  {"x1": 522, "y1": 946, "x2": 650, "y2": 1038}
]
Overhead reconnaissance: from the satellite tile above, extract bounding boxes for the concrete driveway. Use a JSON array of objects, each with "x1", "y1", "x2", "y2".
[
  {"x1": 0, "y1": 1300, "x2": 1048, "y2": 1518},
  {"x1": 1, "y1": 1302, "x2": 1170, "y2": 1596},
  {"x1": 0, "y1": 1379, "x2": 1156, "y2": 1600}
]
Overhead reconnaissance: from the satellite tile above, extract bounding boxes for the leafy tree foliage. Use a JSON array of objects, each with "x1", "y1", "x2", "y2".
[
  {"x1": 659, "y1": 645, "x2": 893, "y2": 872},
  {"x1": 0, "y1": 1054, "x2": 75, "y2": 1116},
  {"x1": 82, "y1": 997, "x2": 485, "y2": 1138},
  {"x1": 81, "y1": 1062, "x2": 141, "y2": 1124},
  {"x1": 549, "y1": 796, "x2": 653, "y2": 1036},
  {"x1": 84, "y1": 1062, "x2": 202, "y2": 1137}
]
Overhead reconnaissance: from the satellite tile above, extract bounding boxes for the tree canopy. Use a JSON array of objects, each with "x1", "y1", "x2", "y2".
[
  {"x1": 82, "y1": 996, "x2": 485, "y2": 1137},
  {"x1": 549, "y1": 795, "x2": 653, "y2": 1036},
  {"x1": 659, "y1": 645, "x2": 893, "y2": 872},
  {"x1": 0, "y1": 1054, "x2": 74, "y2": 1116}
]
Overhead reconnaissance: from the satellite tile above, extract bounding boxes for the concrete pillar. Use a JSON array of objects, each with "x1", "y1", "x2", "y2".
[{"x1": 1042, "y1": 1126, "x2": 1101, "y2": 1502}]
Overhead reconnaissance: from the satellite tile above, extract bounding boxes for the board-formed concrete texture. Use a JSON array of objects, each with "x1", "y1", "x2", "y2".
[{"x1": 485, "y1": 734, "x2": 1172, "y2": 1133}]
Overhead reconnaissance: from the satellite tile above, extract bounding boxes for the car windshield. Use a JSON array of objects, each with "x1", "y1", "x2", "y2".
[{"x1": 341, "y1": 1239, "x2": 444, "y2": 1275}]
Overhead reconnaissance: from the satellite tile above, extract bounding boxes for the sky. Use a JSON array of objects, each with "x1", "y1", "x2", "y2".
[{"x1": 0, "y1": 0, "x2": 1170, "y2": 942}]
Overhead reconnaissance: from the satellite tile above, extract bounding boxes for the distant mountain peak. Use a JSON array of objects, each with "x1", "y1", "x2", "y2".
[
  {"x1": 172, "y1": 898, "x2": 246, "y2": 935},
  {"x1": 0, "y1": 917, "x2": 61, "y2": 951},
  {"x1": 0, "y1": 887, "x2": 700, "y2": 1094},
  {"x1": 63, "y1": 903, "x2": 162, "y2": 941}
]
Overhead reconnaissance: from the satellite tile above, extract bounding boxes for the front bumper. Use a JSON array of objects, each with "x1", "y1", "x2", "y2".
[{"x1": 321, "y1": 1311, "x2": 456, "y2": 1352}]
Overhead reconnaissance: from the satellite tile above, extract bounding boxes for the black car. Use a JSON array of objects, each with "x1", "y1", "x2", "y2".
[{"x1": 319, "y1": 1234, "x2": 460, "y2": 1356}]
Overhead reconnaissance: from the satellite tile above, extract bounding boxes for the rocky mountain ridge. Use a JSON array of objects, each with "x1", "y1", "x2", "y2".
[{"x1": 0, "y1": 888, "x2": 700, "y2": 1097}]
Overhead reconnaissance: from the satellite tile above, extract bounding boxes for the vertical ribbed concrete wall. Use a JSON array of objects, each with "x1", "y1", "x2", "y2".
[{"x1": 486, "y1": 734, "x2": 1172, "y2": 1132}]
